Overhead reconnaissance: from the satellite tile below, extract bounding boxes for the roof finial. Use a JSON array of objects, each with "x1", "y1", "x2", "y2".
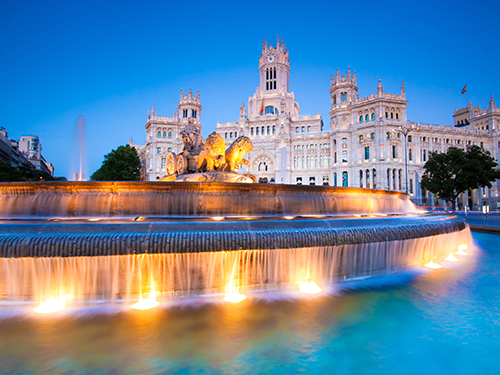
[
  {"x1": 377, "y1": 77, "x2": 384, "y2": 95},
  {"x1": 401, "y1": 80, "x2": 406, "y2": 98},
  {"x1": 490, "y1": 94, "x2": 496, "y2": 110}
]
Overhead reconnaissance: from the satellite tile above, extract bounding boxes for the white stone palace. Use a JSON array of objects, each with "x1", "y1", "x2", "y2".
[{"x1": 133, "y1": 37, "x2": 500, "y2": 208}]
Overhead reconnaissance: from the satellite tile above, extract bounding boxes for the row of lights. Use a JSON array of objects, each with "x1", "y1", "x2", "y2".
[{"x1": 424, "y1": 244, "x2": 468, "y2": 269}]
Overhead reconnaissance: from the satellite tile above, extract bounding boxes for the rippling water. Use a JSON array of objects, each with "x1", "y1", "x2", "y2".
[{"x1": 0, "y1": 232, "x2": 499, "y2": 374}]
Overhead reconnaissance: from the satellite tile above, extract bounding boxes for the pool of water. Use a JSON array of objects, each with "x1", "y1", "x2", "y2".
[{"x1": 0, "y1": 232, "x2": 499, "y2": 374}]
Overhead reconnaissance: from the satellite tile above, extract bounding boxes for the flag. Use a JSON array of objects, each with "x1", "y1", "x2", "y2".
[
  {"x1": 258, "y1": 101, "x2": 264, "y2": 115},
  {"x1": 461, "y1": 85, "x2": 467, "y2": 95}
]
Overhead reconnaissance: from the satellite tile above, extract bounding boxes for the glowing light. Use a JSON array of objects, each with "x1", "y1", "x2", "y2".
[
  {"x1": 131, "y1": 280, "x2": 159, "y2": 310},
  {"x1": 131, "y1": 295, "x2": 159, "y2": 310},
  {"x1": 212, "y1": 216, "x2": 224, "y2": 221},
  {"x1": 88, "y1": 218, "x2": 101, "y2": 222},
  {"x1": 224, "y1": 257, "x2": 247, "y2": 303},
  {"x1": 456, "y1": 244, "x2": 468, "y2": 256},
  {"x1": 445, "y1": 253, "x2": 459, "y2": 262},
  {"x1": 284, "y1": 216, "x2": 295, "y2": 220},
  {"x1": 34, "y1": 299, "x2": 64, "y2": 313},
  {"x1": 134, "y1": 216, "x2": 146, "y2": 222},
  {"x1": 424, "y1": 259, "x2": 442, "y2": 269},
  {"x1": 298, "y1": 280, "x2": 322, "y2": 294}
]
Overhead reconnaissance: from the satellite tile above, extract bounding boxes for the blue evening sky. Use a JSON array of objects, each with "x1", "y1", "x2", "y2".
[{"x1": 1, "y1": 0, "x2": 499, "y2": 178}]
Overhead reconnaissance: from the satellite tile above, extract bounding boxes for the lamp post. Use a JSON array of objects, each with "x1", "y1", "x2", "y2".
[{"x1": 394, "y1": 123, "x2": 418, "y2": 195}]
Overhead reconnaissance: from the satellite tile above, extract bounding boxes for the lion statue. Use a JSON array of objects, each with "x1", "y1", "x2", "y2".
[
  {"x1": 225, "y1": 136, "x2": 253, "y2": 172},
  {"x1": 197, "y1": 132, "x2": 226, "y2": 172}
]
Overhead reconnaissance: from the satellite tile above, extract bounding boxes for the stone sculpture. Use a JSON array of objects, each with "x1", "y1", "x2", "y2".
[{"x1": 161, "y1": 120, "x2": 256, "y2": 183}]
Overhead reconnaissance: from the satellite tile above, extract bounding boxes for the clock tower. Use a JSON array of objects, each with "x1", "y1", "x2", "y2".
[{"x1": 259, "y1": 36, "x2": 290, "y2": 94}]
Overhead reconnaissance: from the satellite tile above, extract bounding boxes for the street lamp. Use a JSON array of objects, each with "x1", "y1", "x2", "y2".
[{"x1": 394, "y1": 123, "x2": 418, "y2": 194}]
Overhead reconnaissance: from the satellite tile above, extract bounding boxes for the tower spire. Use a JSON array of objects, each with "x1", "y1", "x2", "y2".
[
  {"x1": 489, "y1": 94, "x2": 496, "y2": 110},
  {"x1": 377, "y1": 77, "x2": 384, "y2": 95},
  {"x1": 401, "y1": 80, "x2": 406, "y2": 98}
]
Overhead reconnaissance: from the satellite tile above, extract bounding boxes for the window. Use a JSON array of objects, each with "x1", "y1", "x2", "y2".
[
  {"x1": 481, "y1": 142, "x2": 484, "y2": 148},
  {"x1": 296, "y1": 177, "x2": 302, "y2": 185},
  {"x1": 409, "y1": 178, "x2": 414, "y2": 194},
  {"x1": 359, "y1": 135, "x2": 364, "y2": 142},
  {"x1": 230, "y1": 132, "x2": 233, "y2": 138},
  {"x1": 423, "y1": 149, "x2": 427, "y2": 162},
  {"x1": 371, "y1": 133, "x2": 375, "y2": 140},
  {"x1": 251, "y1": 128, "x2": 254, "y2": 135},
  {"x1": 396, "y1": 113, "x2": 399, "y2": 120},
  {"x1": 398, "y1": 169, "x2": 402, "y2": 190},
  {"x1": 225, "y1": 133, "x2": 228, "y2": 139},
  {"x1": 296, "y1": 127, "x2": 299, "y2": 134},
  {"x1": 409, "y1": 148, "x2": 412, "y2": 161},
  {"x1": 342, "y1": 150, "x2": 348, "y2": 163},
  {"x1": 235, "y1": 132, "x2": 237, "y2": 138},
  {"x1": 192, "y1": 110, "x2": 197, "y2": 118},
  {"x1": 262, "y1": 126, "x2": 264, "y2": 134},
  {"x1": 366, "y1": 169, "x2": 370, "y2": 189},
  {"x1": 408, "y1": 135, "x2": 412, "y2": 142},
  {"x1": 334, "y1": 152, "x2": 337, "y2": 163},
  {"x1": 392, "y1": 145, "x2": 397, "y2": 158},
  {"x1": 157, "y1": 147, "x2": 161, "y2": 154},
  {"x1": 167, "y1": 147, "x2": 172, "y2": 152},
  {"x1": 342, "y1": 137, "x2": 347, "y2": 144},
  {"x1": 157, "y1": 131, "x2": 161, "y2": 137},
  {"x1": 360, "y1": 170, "x2": 364, "y2": 188},
  {"x1": 334, "y1": 173, "x2": 337, "y2": 187},
  {"x1": 341, "y1": 92, "x2": 347, "y2": 102},
  {"x1": 364, "y1": 146, "x2": 370, "y2": 160},
  {"x1": 256, "y1": 128, "x2": 259, "y2": 135},
  {"x1": 373, "y1": 169, "x2": 377, "y2": 189},
  {"x1": 387, "y1": 169, "x2": 391, "y2": 189},
  {"x1": 163, "y1": 131, "x2": 167, "y2": 137},
  {"x1": 161, "y1": 158, "x2": 166, "y2": 169},
  {"x1": 342, "y1": 172, "x2": 348, "y2": 187},
  {"x1": 386, "y1": 132, "x2": 390, "y2": 139},
  {"x1": 385, "y1": 112, "x2": 388, "y2": 118},
  {"x1": 391, "y1": 112, "x2": 394, "y2": 119},
  {"x1": 294, "y1": 157, "x2": 297, "y2": 168},
  {"x1": 359, "y1": 116, "x2": 363, "y2": 123},
  {"x1": 365, "y1": 114, "x2": 369, "y2": 121},
  {"x1": 307, "y1": 126, "x2": 311, "y2": 132},
  {"x1": 309, "y1": 177, "x2": 315, "y2": 186},
  {"x1": 168, "y1": 132, "x2": 172, "y2": 138},
  {"x1": 183, "y1": 109, "x2": 188, "y2": 118},
  {"x1": 267, "y1": 126, "x2": 270, "y2": 134},
  {"x1": 273, "y1": 126, "x2": 276, "y2": 134},
  {"x1": 371, "y1": 113, "x2": 375, "y2": 120},
  {"x1": 302, "y1": 127, "x2": 305, "y2": 133},
  {"x1": 265, "y1": 106, "x2": 275, "y2": 115}
]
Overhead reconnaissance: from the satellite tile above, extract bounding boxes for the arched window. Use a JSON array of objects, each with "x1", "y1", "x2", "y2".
[
  {"x1": 359, "y1": 135, "x2": 363, "y2": 142},
  {"x1": 167, "y1": 147, "x2": 172, "y2": 152},
  {"x1": 373, "y1": 169, "x2": 377, "y2": 189},
  {"x1": 385, "y1": 112, "x2": 388, "y2": 118},
  {"x1": 301, "y1": 156, "x2": 304, "y2": 168},
  {"x1": 360, "y1": 170, "x2": 364, "y2": 188},
  {"x1": 163, "y1": 131, "x2": 166, "y2": 137},
  {"x1": 408, "y1": 135, "x2": 411, "y2": 142},
  {"x1": 409, "y1": 148, "x2": 412, "y2": 161},
  {"x1": 366, "y1": 169, "x2": 370, "y2": 189},
  {"x1": 371, "y1": 133, "x2": 375, "y2": 140},
  {"x1": 230, "y1": 132, "x2": 233, "y2": 138},
  {"x1": 301, "y1": 127, "x2": 305, "y2": 133},
  {"x1": 157, "y1": 147, "x2": 161, "y2": 154},
  {"x1": 267, "y1": 126, "x2": 270, "y2": 134},
  {"x1": 262, "y1": 127, "x2": 265, "y2": 134},
  {"x1": 391, "y1": 112, "x2": 394, "y2": 119},
  {"x1": 333, "y1": 95, "x2": 337, "y2": 105},
  {"x1": 306, "y1": 156, "x2": 310, "y2": 167},
  {"x1": 371, "y1": 113, "x2": 375, "y2": 120},
  {"x1": 341, "y1": 92, "x2": 347, "y2": 102},
  {"x1": 409, "y1": 178, "x2": 414, "y2": 194},
  {"x1": 307, "y1": 126, "x2": 311, "y2": 132},
  {"x1": 296, "y1": 127, "x2": 299, "y2": 133},
  {"x1": 342, "y1": 150, "x2": 348, "y2": 163},
  {"x1": 387, "y1": 169, "x2": 391, "y2": 189},
  {"x1": 294, "y1": 157, "x2": 297, "y2": 168},
  {"x1": 359, "y1": 116, "x2": 363, "y2": 123},
  {"x1": 365, "y1": 114, "x2": 369, "y2": 121},
  {"x1": 364, "y1": 146, "x2": 369, "y2": 160},
  {"x1": 342, "y1": 137, "x2": 347, "y2": 144},
  {"x1": 192, "y1": 110, "x2": 197, "y2": 119},
  {"x1": 423, "y1": 149, "x2": 427, "y2": 161},
  {"x1": 273, "y1": 126, "x2": 276, "y2": 134},
  {"x1": 396, "y1": 113, "x2": 399, "y2": 120},
  {"x1": 256, "y1": 127, "x2": 259, "y2": 135},
  {"x1": 157, "y1": 131, "x2": 161, "y2": 137},
  {"x1": 251, "y1": 128, "x2": 254, "y2": 135},
  {"x1": 334, "y1": 172, "x2": 337, "y2": 187},
  {"x1": 168, "y1": 131, "x2": 172, "y2": 137},
  {"x1": 225, "y1": 133, "x2": 228, "y2": 139}
]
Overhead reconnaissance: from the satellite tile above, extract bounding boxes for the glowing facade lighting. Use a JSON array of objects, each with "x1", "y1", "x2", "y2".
[
  {"x1": 212, "y1": 216, "x2": 224, "y2": 221},
  {"x1": 223, "y1": 292, "x2": 247, "y2": 303},
  {"x1": 34, "y1": 299, "x2": 64, "y2": 313},
  {"x1": 131, "y1": 295, "x2": 159, "y2": 310},
  {"x1": 284, "y1": 216, "x2": 295, "y2": 220}
]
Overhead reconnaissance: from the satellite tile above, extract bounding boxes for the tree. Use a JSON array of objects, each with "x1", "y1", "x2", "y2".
[
  {"x1": 91, "y1": 145, "x2": 141, "y2": 181},
  {"x1": 0, "y1": 161, "x2": 59, "y2": 182},
  {"x1": 421, "y1": 145, "x2": 500, "y2": 209}
]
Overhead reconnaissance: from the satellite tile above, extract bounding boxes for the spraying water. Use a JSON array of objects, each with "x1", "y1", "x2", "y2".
[{"x1": 70, "y1": 115, "x2": 87, "y2": 181}]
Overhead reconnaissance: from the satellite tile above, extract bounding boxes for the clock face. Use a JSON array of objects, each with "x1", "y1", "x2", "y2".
[{"x1": 268, "y1": 55, "x2": 275, "y2": 62}]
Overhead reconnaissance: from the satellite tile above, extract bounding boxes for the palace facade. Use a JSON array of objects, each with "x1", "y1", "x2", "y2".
[{"x1": 134, "y1": 37, "x2": 500, "y2": 208}]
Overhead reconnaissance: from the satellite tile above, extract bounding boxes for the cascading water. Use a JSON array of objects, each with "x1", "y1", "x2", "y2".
[
  {"x1": 70, "y1": 115, "x2": 87, "y2": 181},
  {"x1": 0, "y1": 181, "x2": 472, "y2": 309}
]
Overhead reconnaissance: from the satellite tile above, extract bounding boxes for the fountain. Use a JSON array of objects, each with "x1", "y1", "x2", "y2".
[{"x1": 0, "y1": 120, "x2": 472, "y2": 310}]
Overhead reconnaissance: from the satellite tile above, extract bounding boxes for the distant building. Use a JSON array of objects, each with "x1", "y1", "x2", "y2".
[
  {"x1": 132, "y1": 89, "x2": 202, "y2": 181},
  {"x1": 0, "y1": 127, "x2": 54, "y2": 176},
  {"x1": 135, "y1": 37, "x2": 500, "y2": 208}
]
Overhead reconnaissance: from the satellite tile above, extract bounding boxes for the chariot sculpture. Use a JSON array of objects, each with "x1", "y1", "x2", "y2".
[{"x1": 161, "y1": 118, "x2": 256, "y2": 183}]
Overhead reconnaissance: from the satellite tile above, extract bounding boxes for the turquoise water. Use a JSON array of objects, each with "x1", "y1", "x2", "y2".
[{"x1": 0, "y1": 232, "x2": 499, "y2": 374}]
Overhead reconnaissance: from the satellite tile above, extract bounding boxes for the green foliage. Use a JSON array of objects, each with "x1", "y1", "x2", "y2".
[
  {"x1": 91, "y1": 145, "x2": 141, "y2": 181},
  {"x1": 421, "y1": 145, "x2": 500, "y2": 206},
  {"x1": 0, "y1": 161, "x2": 58, "y2": 182}
]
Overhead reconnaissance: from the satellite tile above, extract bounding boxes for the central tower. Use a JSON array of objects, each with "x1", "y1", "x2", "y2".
[{"x1": 259, "y1": 36, "x2": 290, "y2": 94}]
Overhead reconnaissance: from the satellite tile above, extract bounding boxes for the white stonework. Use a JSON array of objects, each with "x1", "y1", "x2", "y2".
[
  {"x1": 132, "y1": 88, "x2": 202, "y2": 181},
  {"x1": 135, "y1": 37, "x2": 500, "y2": 208}
]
